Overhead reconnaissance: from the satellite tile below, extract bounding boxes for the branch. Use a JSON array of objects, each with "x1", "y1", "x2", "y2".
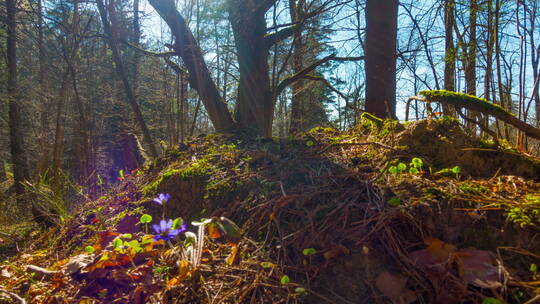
[
  {"x1": 164, "y1": 58, "x2": 187, "y2": 74},
  {"x1": 264, "y1": 24, "x2": 300, "y2": 47},
  {"x1": 302, "y1": 74, "x2": 348, "y2": 100},
  {"x1": 275, "y1": 54, "x2": 363, "y2": 96},
  {"x1": 120, "y1": 39, "x2": 177, "y2": 58},
  {"x1": 419, "y1": 90, "x2": 540, "y2": 140},
  {"x1": 263, "y1": 6, "x2": 333, "y2": 47},
  {"x1": 0, "y1": 289, "x2": 26, "y2": 304}
]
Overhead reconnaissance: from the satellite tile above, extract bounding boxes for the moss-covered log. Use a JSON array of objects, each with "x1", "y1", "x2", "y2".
[{"x1": 416, "y1": 90, "x2": 540, "y2": 140}]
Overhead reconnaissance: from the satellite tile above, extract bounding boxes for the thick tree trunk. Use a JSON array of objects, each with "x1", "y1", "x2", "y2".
[
  {"x1": 365, "y1": 0, "x2": 399, "y2": 119},
  {"x1": 443, "y1": 0, "x2": 456, "y2": 115},
  {"x1": 149, "y1": 0, "x2": 235, "y2": 133},
  {"x1": 6, "y1": 0, "x2": 30, "y2": 199},
  {"x1": 97, "y1": 0, "x2": 158, "y2": 158},
  {"x1": 228, "y1": 0, "x2": 274, "y2": 137}
]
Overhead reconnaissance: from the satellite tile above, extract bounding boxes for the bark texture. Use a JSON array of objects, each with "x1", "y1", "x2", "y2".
[{"x1": 365, "y1": 0, "x2": 399, "y2": 119}]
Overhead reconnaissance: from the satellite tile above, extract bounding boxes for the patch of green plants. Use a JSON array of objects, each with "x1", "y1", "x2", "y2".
[
  {"x1": 309, "y1": 126, "x2": 339, "y2": 135},
  {"x1": 458, "y1": 182, "x2": 489, "y2": 195},
  {"x1": 379, "y1": 120, "x2": 402, "y2": 138},
  {"x1": 387, "y1": 157, "x2": 424, "y2": 175},
  {"x1": 505, "y1": 194, "x2": 540, "y2": 228},
  {"x1": 387, "y1": 197, "x2": 402, "y2": 206}
]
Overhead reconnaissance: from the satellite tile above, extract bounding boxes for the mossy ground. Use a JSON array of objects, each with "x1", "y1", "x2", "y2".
[{"x1": 1, "y1": 118, "x2": 539, "y2": 303}]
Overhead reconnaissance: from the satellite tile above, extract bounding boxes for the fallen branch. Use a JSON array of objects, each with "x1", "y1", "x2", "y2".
[
  {"x1": 415, "y1": 90, "x2": 540, "y2": 140},
  {"x1": 25, "y1": 265, "x2": 57, "y2": 280},
  {"x1": 0, "y1": 288, "x2": 26, "y2": 304}
]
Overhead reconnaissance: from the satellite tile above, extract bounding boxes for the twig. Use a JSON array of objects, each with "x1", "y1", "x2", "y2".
[
  {"x1": 320, "y1": 141, "x2": 394, "y2": 154},
  {"x1": 0, "y1": 288, "x2": 26, "y2": 304}
]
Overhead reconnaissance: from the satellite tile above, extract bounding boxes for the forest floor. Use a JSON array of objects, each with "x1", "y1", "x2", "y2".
[{"x1": 1, "y1": 117, "x2": 540, "y2": 304}]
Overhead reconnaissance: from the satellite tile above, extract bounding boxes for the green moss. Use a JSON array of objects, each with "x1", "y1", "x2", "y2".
[
  {"x1": 309, "y1": 126, "x2": 338, "y2": 134},
  {"x1": 205, "y1": 179, "x2": 233, "y2": 199},
  {"x1": 143, "y1": 158, "x2": 212, "y2": 194},
  {"x1": 379, "y1": 119, "x2": 403, "y2": 138},
  {"x1": 458, "y1": 182, "x2": 489, "y2": 195},
  {"x1": 419, "y1": 90, "x2": 512, "y2": 117},
  {"x1": 360, "y1": 112, "x2": 383, "y2": 129}
]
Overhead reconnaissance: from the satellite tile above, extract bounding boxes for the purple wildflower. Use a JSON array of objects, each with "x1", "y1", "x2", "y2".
[
  {"x1": 153, "y1": 193, "x2": 171, "y2": 205},
  {"x1": 153, "y1": 219, "x2": 186, "y2": 241}
]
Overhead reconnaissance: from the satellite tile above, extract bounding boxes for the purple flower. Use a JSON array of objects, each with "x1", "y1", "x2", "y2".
[
  {"x1": 152, "y1": 219, "x2": 186, "y2": 241},
  {"x1": 153, "y1": 193, "x2": 171, "y2": 205}
]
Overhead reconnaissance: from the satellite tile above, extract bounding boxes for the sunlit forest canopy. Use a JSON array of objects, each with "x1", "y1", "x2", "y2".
[{"x1": 1, "y1": 0, "x2": 539, "y2": 184}]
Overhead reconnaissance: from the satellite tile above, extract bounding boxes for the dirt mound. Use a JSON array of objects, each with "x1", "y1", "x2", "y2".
[
  {"x1": 0, "y1": 125, "x2": 539, "y2": 303},
  {"x1": 379, "y1": 118, "x2": 540, "y2": 179}
]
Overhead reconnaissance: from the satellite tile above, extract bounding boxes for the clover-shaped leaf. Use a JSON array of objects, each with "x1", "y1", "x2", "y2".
[{"x1": 140, "y1": 214, "x2": 153, "y2": 224}]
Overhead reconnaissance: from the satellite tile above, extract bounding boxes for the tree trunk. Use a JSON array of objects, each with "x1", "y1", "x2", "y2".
[
  {"x1": 288, "y1": 0, "x2": 306, "y2": 135},
  {"x1": 51, "y1": 72, "x2": 69, "y2": 182},
  {"x1": 96, "y1": 0, "x2": 158, "y2": 158},
  {"x1": 149, "y1": 0, "x2": 235, "y2": 133},
  {"x1": 228, "y1": 0, "x2": 274, "y2": 137},
  {"x1": 0, "y1": 162, "x2": 6, "y2": 182},
  {"x1": 6, "y1": 0, "x2": 30, "y2": 199},
  {"x1": 443, "y1": 0, "x2": 456, "y2": 115},
  {"x1": 37, "y1": 0, "x2": 50, "y2": 174},
  {"x1": 132, "y1": 0, "x2": 141, "y2": 98},
  {"x1": 465, "y1": 0, "x2": 478, "y2": 129},
  {"x1": 365, "y1": 0, "x2": 399, "y2": 119}
]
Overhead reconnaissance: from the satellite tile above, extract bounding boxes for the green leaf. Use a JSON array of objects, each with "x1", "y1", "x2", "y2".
[
  {"x1": 482, "y1": 298, "x2": 501, "y2": 304},
  {"x1": 451, "y1": 166, "x2": 461, "y2": 174},
  {"x1": 140, "y1": 214, "x2": 153, "y2": 224},
  {"x1": 397, "y1": 163, "x2": 407, "y2": 172},
  {"x1": 295, "y1": 287, "x2": 307, "y2": 295},
  {"x1": 280, "y1": 275, "x2": 291, "y2": 284},
  {"x1": 411, "y1": 157, "x2": 423, "y2": 168},
  {"x1": 388, "y1": 166, "x2": 398, "y2": 174},
  {"x1": 112, "y1": 237, "x2": 123, "y2": 249},
  {"x1": 121, "y1": 233, "x2": 132, "y2": 239},
  {"x1": 306, "y1": 140, "x2": 314, "y2": 147},
  {"x1": 128, "y1": 240, "x2": 140, "y2": 247},
  {"x1": 172, "y1": 218, "x2": 184, "y2": 230},
  {"x1": 84, "y1": 246, "x2": 95, "y2": 253},
  {"x1": 409, "y1": 167, "x2": 419, "y2": 174},
  {"x1": 260, "y1": 262, "x2": 275, "y2": 268},
  {"x1": 302, "y1": 248, "x2": 317, "y2": 256},
  {"x1": 530, "y1": 263, "x2": 538, "y2": 272},
  {"x1": 387, "y1": 197, "x2": 402, "y2": 206},
  {"x1": 119, "y1": 169, "x2": 124, "y2": 179}
]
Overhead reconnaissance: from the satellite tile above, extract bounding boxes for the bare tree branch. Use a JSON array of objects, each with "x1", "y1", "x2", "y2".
[
  {"x1": 275, "y1": 54, "x2": 363, "y2": 96},
  {"x1": 120, "y1": 39, "x2": 177, "y2": 58},
  {"x1": 302, "y1": 74, "x2": 349, "y2": 100}
]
